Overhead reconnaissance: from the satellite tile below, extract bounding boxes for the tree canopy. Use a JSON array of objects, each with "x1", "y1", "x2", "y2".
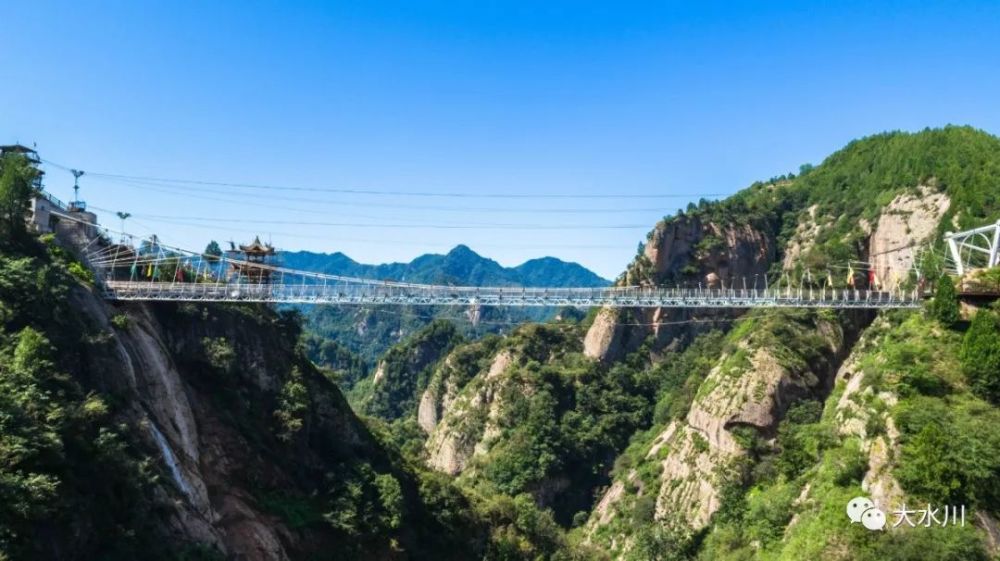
[{"x1": 0, "y1": 153, "x2": 37, "y2": 240}]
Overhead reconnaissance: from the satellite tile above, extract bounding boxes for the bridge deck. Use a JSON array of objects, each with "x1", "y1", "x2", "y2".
[{"x1": 101, "y1": 281, "x2": 921, "y2": 308}]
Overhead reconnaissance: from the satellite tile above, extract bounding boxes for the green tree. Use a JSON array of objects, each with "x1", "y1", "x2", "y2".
[
  {"x1": 374, "y1": 473, "x2": 404, "y2": 530},
  {"x1": 929, "y1": 275, "x2": 960, "y2": 326},
  {"x1": 203, "y1": 240, "x2": 223, "y2": 262},
  {"x1": 0, "y1": 153, "x2": 36, "y2": 239},
  {"x1": 960, "y1": 308, "x2": 1000, "y2": 404},
  {"x1": 916, "y1": 247, "x2": 945, "y2": 290},
  {"x1": 274, "y1": 366, "x2": 310, "y2": 441}
]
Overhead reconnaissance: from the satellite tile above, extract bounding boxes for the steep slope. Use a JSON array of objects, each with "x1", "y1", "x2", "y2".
[
  {"x1": 581, "y1": 126, "x2": 1000, "y2": 559},
  {"x1": 10, "y1": 125, "x2": 1000, "y2": 561},
  {"x1": 357, "y1": 126, "x2": 1000, "y2": 560},
  {"x1": 0, "y1": 217, "x2": 618, "y2": 561},
  {"x1": 0, "y1": 234, "x2": 497, "y2": 560},
  {"x1": 358, "y1": 320, "x2": 464, "y2": 420}
]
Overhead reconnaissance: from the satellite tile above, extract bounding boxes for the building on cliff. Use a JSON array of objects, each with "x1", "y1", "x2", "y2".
[{"x1": 0, "y1": 144, "x2": 99, "y2": 238}]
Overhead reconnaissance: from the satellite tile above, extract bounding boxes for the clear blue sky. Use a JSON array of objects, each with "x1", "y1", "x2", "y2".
[{"x1": 4, "y1": 1, "x2": 1000, "y2": 278}]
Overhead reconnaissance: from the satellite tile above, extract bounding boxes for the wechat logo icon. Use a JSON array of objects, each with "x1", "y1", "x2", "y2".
[{"x1": 847, "y1": 496, "x2": 886, "y2": 531}]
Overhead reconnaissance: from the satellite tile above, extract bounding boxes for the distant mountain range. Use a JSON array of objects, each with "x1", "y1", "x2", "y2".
[
  {"x1": 280, "y1": 244, "x2": 610, "y2": 287},
  {"x1": 291, "y1": 245, "x2": 609, "y2": 366}
]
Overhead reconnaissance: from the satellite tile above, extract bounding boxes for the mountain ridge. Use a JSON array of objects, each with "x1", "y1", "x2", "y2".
[
  {"x1": 352, "y1": 125, "x2": 1000, "y2": 561},
  {"x1": 281, "y1": 244, "x2": 611, "y2": 287}
]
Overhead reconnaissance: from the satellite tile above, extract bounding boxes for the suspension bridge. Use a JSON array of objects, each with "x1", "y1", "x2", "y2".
[{"x1": 59, "y1": 212, "x2": 922, "y2": 310}]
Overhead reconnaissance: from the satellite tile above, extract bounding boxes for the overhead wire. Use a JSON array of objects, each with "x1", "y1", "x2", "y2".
[
  {"x1": 47, "y1": 160, "x2": 947, "y2": 282},
  {"x1": 103, "y1": 213, "x2": 652, "y2": 230},
  {"x1": 90, "y1": 213, "x2": 629, "y2": 251},
  {"x1": 91, "y1": 175, "x2": 699, "y2": 215},
  {"x1": 39, "y1": 159, "x2": 726, "y2": 200}
]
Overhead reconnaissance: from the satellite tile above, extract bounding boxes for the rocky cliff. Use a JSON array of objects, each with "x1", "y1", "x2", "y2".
[
  {"x1": 394, "y1": 127, "x2": 1000, "y2": 561},
  {"x1": 13, "y1": 126, "x2": 999, "y2": 561},
  {"x1": 0, "y1": 227, "x2": 489, "y2": 561},
  {"x1": 584, "y1": 213, "x2": 776, "y2": 363},
  {"x1": 77, "y1": 293, "x2": 482, "y2": 560},
  {"x1": 578, "y1": 127, "x2": 1000, "y2": 560}
]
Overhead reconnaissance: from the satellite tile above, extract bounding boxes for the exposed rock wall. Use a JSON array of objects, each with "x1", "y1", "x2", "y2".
[
  {"x1": 586, "y1": 311, "x2": 867, "y2": 546},
  {"x1": 781, "y1": 204, "x2": 820, "y2": 270},
  {"x1": 72, "y1": 288, "x2": 436, "y2": 560},
  {"x1": 584, "y1": 216, "x2": 775, "y2": 363},
  {"x1": 583, "y1": 308, "x2": 625, "y2": 362},
  {"x1": 869, "y1": 184, "x2": 950, "y2": 285},
  {"x1": 71, "y1": 291, "x2": 226, "y2": 551},
  {"x1": 425, "y1": 359, "x2": 510, "y2": 475}
]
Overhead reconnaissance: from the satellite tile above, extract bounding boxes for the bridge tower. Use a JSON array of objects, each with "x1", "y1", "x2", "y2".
[
  {"x1": 227, "y1": 236, "x2": 276, "y2": 283},
  {"x1": 945, "y1": 221, "x2": 1000, "y2": 276}
]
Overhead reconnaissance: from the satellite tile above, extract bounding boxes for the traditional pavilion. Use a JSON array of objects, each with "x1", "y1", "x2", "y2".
[{"x1": 227, "y1": 236, "x2": 276, "y2": 283}]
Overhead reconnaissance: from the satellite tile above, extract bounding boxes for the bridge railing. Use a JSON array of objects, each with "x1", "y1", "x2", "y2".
[{"x1": 100, "y1": 280, "x2": 920, "y2": 308}]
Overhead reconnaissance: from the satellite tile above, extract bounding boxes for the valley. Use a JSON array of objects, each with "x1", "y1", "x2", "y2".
[{"x1": 3, "y1": 127, "x2": 1000, "y2": 561}]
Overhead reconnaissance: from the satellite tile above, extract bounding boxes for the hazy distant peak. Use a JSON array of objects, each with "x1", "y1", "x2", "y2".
[{"x1": 281, "y1": 246, "x2": 610, "y2": 287}]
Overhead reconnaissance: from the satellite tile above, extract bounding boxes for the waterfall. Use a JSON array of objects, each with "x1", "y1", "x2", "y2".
[{"x1": 148, "y1": 420, "x2": 196, "y2": 502}]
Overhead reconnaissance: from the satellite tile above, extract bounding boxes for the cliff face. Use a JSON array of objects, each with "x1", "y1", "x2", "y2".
[
  {"x1": 641, "y1": 216, "x2": 776, "y2": 288},
  {"x1": 657, "y1": 312, "x2": 861, "y2": 529},
  {"x1": 407, "y1": 132, "x2": 993, "y2": 551},
  {"x1": 424, "y1": 349, "x2": 516, "y2": 475},
  {"x1": 579, "y1": 128, "x2": 1000, "y2": 560},
  {"x1": 369, "y1": 162, "x2": 995, "y2": 561},
  {"x1": 584, "y1": 214, "x2": 776, "y2": 363},
  {"x1": 868, "y1": 184, "x2": 950, "y2": 283},
  {"x1": 66, "y1": 286, "x2": 483, "y2": 560}
]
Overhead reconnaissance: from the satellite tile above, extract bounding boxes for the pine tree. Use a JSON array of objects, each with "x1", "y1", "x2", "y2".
[
  {"x1": 203, "y1": 240, "x2": 223, "y2": 262},
  {"x1": 929, "y1": 274, "x2": 960, "y2": 326},
  {"x1": 960, "y1": 307, "x2": 1000, "y2": 404}
]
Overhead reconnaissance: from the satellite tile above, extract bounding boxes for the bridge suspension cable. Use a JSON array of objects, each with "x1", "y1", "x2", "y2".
[{"x1": 50, "y1": 212, "x2": 921, "y2": 310}]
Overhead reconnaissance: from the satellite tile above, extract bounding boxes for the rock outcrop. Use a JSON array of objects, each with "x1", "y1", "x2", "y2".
[
  {"x1": 833, "y1": 317, "x2": 906, "y2": 511},
  {"x1": 70, "y1": 287, "x2": 465, "y2": 560},
  {"x1": 781, "y1": 204, "x2": 821, "y2": 270},
  {"x1": 869, "y1": 184, "x2": 950, "y2": 285},
  {"x1": 584, "y1": 215, "x2": 775, "y2": 363},
  {"x1": 587, "y1": 311, "x2": 864, "y2": 544},
  {"x1": 425, "y1": 363, "x2": 509, "y2": 475},
  {"x1": 583, "y1": 308, "x2": 625, "y2": 362}
]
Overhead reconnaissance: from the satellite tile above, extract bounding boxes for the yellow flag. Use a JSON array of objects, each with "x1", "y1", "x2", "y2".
[{"x1": 846, "y1": 265, "x2": 855, "y2": 287}]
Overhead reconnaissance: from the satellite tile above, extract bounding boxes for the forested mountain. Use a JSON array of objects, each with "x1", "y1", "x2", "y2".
[
  {"x1": 0, "y1": 151, "x2": 597, "y2": 560},
  {"x1": 348, "y1": 126, "x2": 1000, "y2": 561},
  {"x1": 295, "y1": 244, "x2": 606, "y2": 366},
  {"x1": 5, "y1": 126, "x2": 1000, "y2": 561},
  {"x1": 281, "y1": 245, "x2": 609, "y2": 288}
]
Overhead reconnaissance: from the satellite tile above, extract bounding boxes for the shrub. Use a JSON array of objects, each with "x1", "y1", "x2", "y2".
[
  {"x1": 959, "y1": 308, "x2": 1000, "y2": 404},
  {"x1": 274, "y1": 367, "x2": 309, "y2": 441},
  {"x1": 111, "y1": 313, "x2": 130, "y2": 330},
  {"x1": 201, "y1": 337, "x2": 236, "y2": 373},
  {"x1": 929, "y1": 275, "x2": 960, "y2": 326},
  {"x1": 67, "y1": 261, "x2": 94, "y2": 284}
]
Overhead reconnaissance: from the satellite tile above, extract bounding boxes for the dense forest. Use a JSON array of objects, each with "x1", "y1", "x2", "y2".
[
  {"x1": 319, "y1": 126, "x2": 1000, "y2": 561},
  {"x1": 0, "y1": 152, "x2": 601, "y2": 560}
]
